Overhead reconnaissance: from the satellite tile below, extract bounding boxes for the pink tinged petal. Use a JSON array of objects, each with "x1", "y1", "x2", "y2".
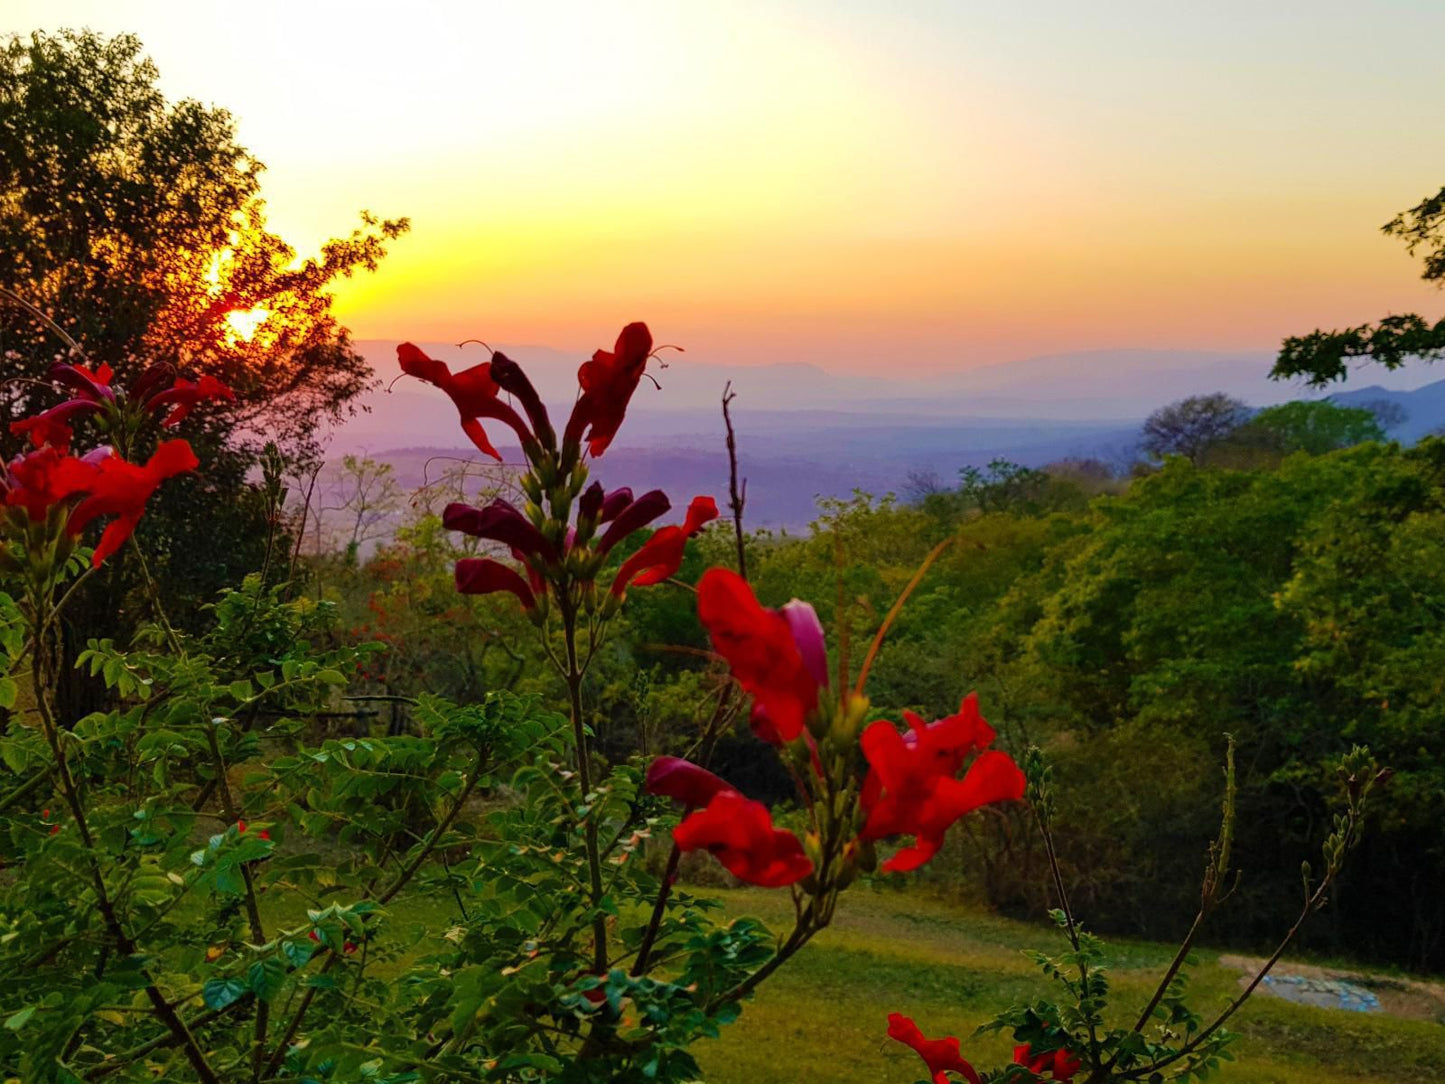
[{"x1": 780, "y1": 599, "x2": 829, "y2": 689}]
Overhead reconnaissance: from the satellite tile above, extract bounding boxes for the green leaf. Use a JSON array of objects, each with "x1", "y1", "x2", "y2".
[
  {"x1": 4, "y1": 1005, "x2": 36, "y2": 1030},
  {"x1": 202, "y1": 977, "x2": 248, "y2": 1010}
]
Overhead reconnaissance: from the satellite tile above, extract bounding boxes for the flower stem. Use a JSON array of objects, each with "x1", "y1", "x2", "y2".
[{"x1": 562, "y1": 601, "x2": 608, "y2": 973}]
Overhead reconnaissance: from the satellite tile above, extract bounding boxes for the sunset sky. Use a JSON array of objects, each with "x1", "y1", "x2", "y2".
[{"x1": 14, "y1": 1, "x2": 1445, "y2": 372}]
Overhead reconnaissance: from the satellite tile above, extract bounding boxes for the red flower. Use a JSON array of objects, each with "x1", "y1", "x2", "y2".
[
  {"x1": 886, "y1": 1013, "x2": 980, "y2": 1084},
  {"x1": 673, "y1": 791, "x2": 812, "y2": 887},
  {"x1": 145, "y1": 375, "x2": 234, "y2": 427},
  {"x1": 237, "y1": 820, "x2": 271, "y2": 842},
  {"x1": 860, "y1": 695, "x2": 1025, "y2": 872},
  {"x1": 610, "y1": 496, "x2": 718, "y2": 596},
  {"x1": 455, "y1": 556, "x2": 536, "y2": 610},
  {"x1": 1014, "y1": 1044, "x2": 1082, "y2": 1082},
  {"x1": 644, "y1": 755, "x2": 733, "y2": 809},
  {"x1": 9, "y1": 398, "x2": 100, "y2": 449},
  {"x1": 66, "y1": 439, "x2": 200, "y2": 566},
  {"x1": 396, "y1": 342, "x2": 532, "y2": 461},
  {"x1": 443, "y1": 500, "x2": 557, "y2": 563},
  {"x1": 2, "y1": 444, "x2": 95, "y2": 521},
  {"x1": 10, "y1": 362, "x2": 230, "y2": 447},
  {"x1": 595, "y1": 489, "x2": 670, "y2": 555},
  {"x1": 696, "y1": 568, "x2": 821, "y2": 743},
  {"x1": 565, "y1": 322, "x2": 656, "y2": 457}
]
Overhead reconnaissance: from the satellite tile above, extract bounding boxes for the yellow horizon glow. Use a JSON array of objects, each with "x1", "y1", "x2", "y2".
[{"x1": 16, "y1": 1, "x2": 1445, "y2": 372}]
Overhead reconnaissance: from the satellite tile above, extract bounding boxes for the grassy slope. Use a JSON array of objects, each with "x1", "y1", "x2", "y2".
[{"x1": 694, "y1": 887, "x2": 1445, "y2": 1084}]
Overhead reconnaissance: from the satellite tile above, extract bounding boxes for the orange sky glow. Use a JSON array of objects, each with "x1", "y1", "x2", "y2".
[{"x1": 16, "y1": 1, "x2": 1445, "y2": 372}]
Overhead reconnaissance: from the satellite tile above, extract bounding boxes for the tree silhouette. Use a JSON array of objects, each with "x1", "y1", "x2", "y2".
[
  {"x1": 1273, "y1": 184, "x2": 1445, "y2": 385},
  {"x1": 0, "y1": 28, "x2": 408, "y2": 458},
  {"x1": 1140, "y1": 393, "x2": 1249, "y2": 465}
]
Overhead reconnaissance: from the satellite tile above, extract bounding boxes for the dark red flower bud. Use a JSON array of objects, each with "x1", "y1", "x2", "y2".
[
  {"x1": 600, "y1": 487, "x2": 634, "y2": 523},
  {"x1": 596, "y1": 489, "x2": 670, "y2": 556},
  {"x1": 443, "y1": 500, "x2": 556, "y2": 562},
  {"x1": 578, "y1": 481, "x2": 605, "y2": 523},
  {"x1": 489, "y1": 352, "x2": 555, "y2": 450},
  {"x1": 644, "y1": 756, "x2": 733, "y2": 809},
  {"x1": 455, "y1": 557, "x2": 536, "y2": 610}
]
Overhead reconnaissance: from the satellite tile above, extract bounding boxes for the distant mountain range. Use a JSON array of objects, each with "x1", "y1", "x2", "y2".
[{"x1": 317, "y1": 342, "x2": 1445, "y2": 531}]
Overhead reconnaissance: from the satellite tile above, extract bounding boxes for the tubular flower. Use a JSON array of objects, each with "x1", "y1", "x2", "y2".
[
  {"x1": 443, "y1": 500, "x2": 557, "y2": 563},
  {"x1": 565, "y1": 322, "x2": 656, "y2": 457},
  {"x1": 396, "y1": 342, "x2": 532, "y2": 461},
  {"x1": 596, "y1": 489, "x2": 670, "y2": 555},
  {"x1": 66, "y1": 439, "x2": 200, "y2": 566},
  {"x1": 1014, "y1": 1045, "x2": 1082, "y2": 1082},
  {"x1": 886, "y1": 1013, "x2": 981, "y2": 1084},
  {"x1": 610, "y1": 495, "x2": 718, "y2": 596},
  {"x1": 860, "y1": 695, "x2": 1026, "y2": 872},
  {"x1": 696, "y1": 568, "x2": 821, "y2": 743},
  {"x1": 673, "y1": 791, "x2": 813, "y2": 887},
  {"x1": 9, "y1": 398, "x2": 101, "y2": 449},
  {"x1": 644, "y1": 756, "x2": 733, "y2": 809},
  {"x1": 144, "y1": 374, "x2": 234, "y2": 427},
  {"x1": 455, "y1": 556, "x2": 536, "y2": 611},
  {"x1": 2, "y1": 444, "x2": 96, "y2": 521},
  {"x1": 11, "y1": 361, "x2": 231, "y2": 447},
  {"x1": 488, "y1": 352, "x2": 555, "y2": 449}
]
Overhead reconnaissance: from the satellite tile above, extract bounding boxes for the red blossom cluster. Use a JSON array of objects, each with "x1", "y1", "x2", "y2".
[
  {"x1": 10, "y1": 359, "x2": 232, "y2": 450},
  {"x1": 886, "y1": 1014, "x2": 1081, "y2": 1083},
  {"x1": 2, "y1": 360, "x2": 223, "y2": 569},
  {"x1": 396, "y1": 323, "x2": 714, "y2": 618},
  {"x1": 648, "y1": 569, "x2": 1025, "y2": 889}
]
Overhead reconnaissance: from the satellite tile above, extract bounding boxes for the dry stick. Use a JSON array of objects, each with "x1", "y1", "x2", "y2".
[
  {"x1": 286, "y1": 464, "x2": 322, "y2": 596},
  {"x1": 635, "y1": 386, "x2": 752, "y2": 977},
  {"x1": 555, "y1": 594, "x2": 609, "y2": 976},
  {"x1": 30, "y1": 635, "x2": 220, "y2": 1084},
  {"x1": 721, "y1": 382, "x2": 748, "y2": 580}
]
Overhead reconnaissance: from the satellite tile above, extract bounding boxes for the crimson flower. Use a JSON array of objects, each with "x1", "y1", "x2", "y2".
[
  {"x1": 610, "y1": 495, "x2": 718, "y2": 596},
  {"x1": 673, "y1": 791, "x2": 812, "y2": 887},
  {"x1": 66, "y1": 439, "x2": 200, "y2": 566},
  {"x1": 565, "y1": 322, "x2": 657, "y2": 457},
  {"x1": 237, "y1": 820, "x2": 271, "y2": 842},
  {"x1": 886, "y1": 1013, "x2": 980, "y2": 1084},
  {"x1": 644, "y1": 755, "x2": 733, "y2": 810},
  {"x1": 2, "y1": 444, "x2": 97, "y2": 522},
  {"x1": 144, "y1": 374, "x2": 235, "y2": 427},
  {"x1": 396, "y1": 343, "x2": 532, "y2": 461},
  {"x1": 860, "y1": 695, "x2": 1025, "y2": 872},
  {"x1": 1014, "y1": 1044, "x2": 1082, "y2": 1082},
  {"x1": 696, "y1": 568, "x2": 823, "y2": 743},
  {"x1": 443, "y1": 500, "x2": 557, "y2": 563},
  {"x1": 455, "y1": 557, "x2": 536, "y2": 610},
  {"x1": 595, "y1": 489, "x2": 670, "y2": 555},
  {"x1": 10, "y1": 361, "x2": 231, "y2": 447}
]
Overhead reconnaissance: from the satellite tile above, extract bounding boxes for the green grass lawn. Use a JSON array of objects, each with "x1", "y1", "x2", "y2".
[{"x1": 692, "y1": 887, "x2": 1445, "y2": 1083}]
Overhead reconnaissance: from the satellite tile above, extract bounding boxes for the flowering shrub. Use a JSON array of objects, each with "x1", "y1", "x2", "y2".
[{"x1": 0, "y1": 321, "x2": 1380, "y2": 1083}]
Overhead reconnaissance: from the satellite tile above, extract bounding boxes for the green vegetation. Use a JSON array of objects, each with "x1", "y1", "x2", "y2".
[{"x1": 697, "y1": 889, "x2": 1445, "y2": 1084}]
